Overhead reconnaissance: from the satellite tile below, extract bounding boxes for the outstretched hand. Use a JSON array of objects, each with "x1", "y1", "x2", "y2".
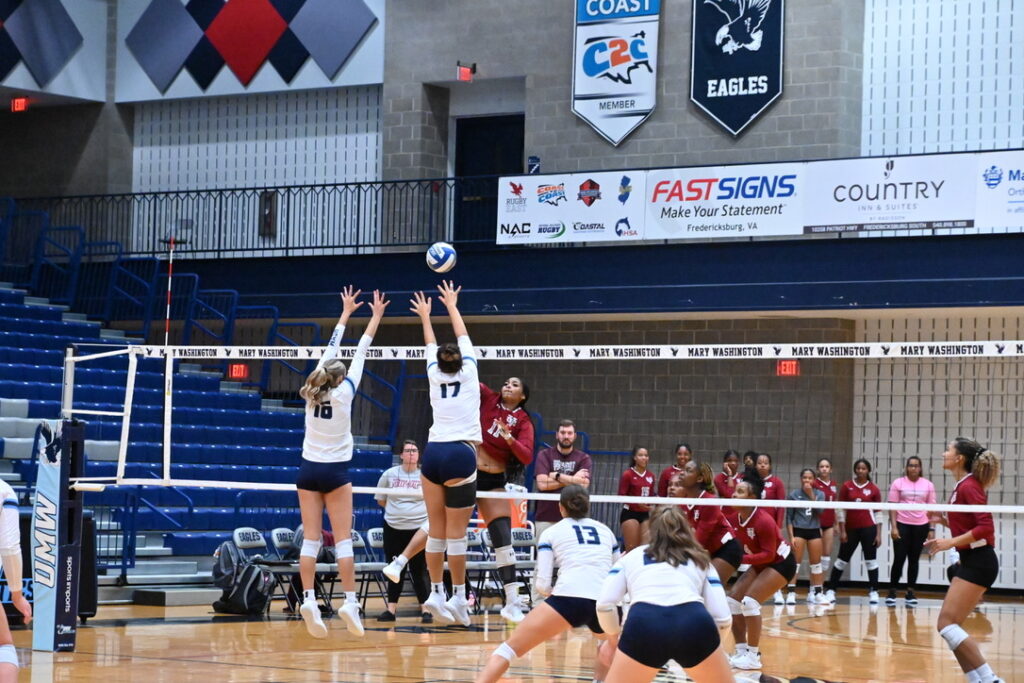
[
  {"x1": 410, "y1": 291, "x2": 432, "y2": 318},
  {"x1": 436, "y1": 280, "x2": 461, "y2": 309},
  {"x1": 340, "y1": 285, "x2": 364, "y2": 316},
  {"x1": 369, "y1": 290, "x2": 390, "y2": 317}
]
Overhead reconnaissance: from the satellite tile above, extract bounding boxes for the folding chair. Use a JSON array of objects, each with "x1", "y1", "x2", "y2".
[
  {"x1": 271, "y1": 527, "x2": 295, "y2": 560},
  {"x1": 232, "y1": 527, "x2": 268, "y2": 559},
  {"x1": 352, "y1": 529, "x2": 388, "y2": 613}
]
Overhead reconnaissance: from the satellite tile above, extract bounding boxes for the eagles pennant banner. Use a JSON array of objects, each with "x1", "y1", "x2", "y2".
[
  {"x1": 572, "y1": 0, "x2": 661, "y2": 146},
  {"x1": 690, "y1": 0, "x2": 784, "y2": 136}
]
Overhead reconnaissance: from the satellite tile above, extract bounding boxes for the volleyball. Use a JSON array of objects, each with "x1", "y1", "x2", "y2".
[{"x1": 426, "y1": 241, "x2": 457, "y2": 273}]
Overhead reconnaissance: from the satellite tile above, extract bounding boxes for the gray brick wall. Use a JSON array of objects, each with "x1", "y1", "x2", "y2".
[
  {"x1": 383, "y1": 0, "x2": 865, "y2": 179},
  {"x1": 326, "y1": 316, "x2": 856, "y2": 497}
]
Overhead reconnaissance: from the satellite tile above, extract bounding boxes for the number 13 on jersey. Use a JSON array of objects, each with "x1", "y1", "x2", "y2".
[{"x1": 573, "y1": 525, "x2": 601, "y2": 545}]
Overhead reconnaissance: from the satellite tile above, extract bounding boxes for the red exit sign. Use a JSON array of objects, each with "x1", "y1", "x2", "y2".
[
  {"x1": 226, "y1": 363, "x2": 249, "y2": 381},
  {"x1": 10, "y1": 97, "x2": 29, "y2": 113},
  {"x1": 776, "y1": 359, "x2": 800, "y2": 376}
]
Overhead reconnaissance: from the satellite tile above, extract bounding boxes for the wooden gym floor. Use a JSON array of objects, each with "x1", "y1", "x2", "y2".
[{"x1": 11, "y1": 592, "x2": 1024, "y2": 682}]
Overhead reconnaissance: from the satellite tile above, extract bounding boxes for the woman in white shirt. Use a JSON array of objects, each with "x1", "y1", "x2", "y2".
[
  {"x1": 295, "y1": 287, "x2": 388, "y2": 640},
  {"x1": 0, "y1": 479, "x2": 30, "y2": 681},
  {"x1": 375, "y1": 440, "x2": 432, "y2": 623},
  {"x1": 410, "y1": 281, "x2": 482, "y2": 626},
  {"x1": 475, "y1": 485, "x2": 618, "y2": 683},
  {"x1": 596, "y1": 505, "x2": 733, "y2": 683}
]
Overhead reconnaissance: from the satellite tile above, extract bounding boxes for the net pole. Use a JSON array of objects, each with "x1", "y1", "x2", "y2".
[
  {"x1": 163, "y1": 234, "x2": 175, "y2": 347},
  {"x1": 60, "y1": 346, "x2": 75, "y2": 420},
  {"x1": 116, "y1": 349, "x2": 138, "y2": 481},
  {"x1": 162, "y1": 351, "x2": 173, "y2": 483}
]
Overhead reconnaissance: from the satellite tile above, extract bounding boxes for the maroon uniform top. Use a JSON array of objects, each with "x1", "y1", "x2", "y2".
[
  {"x1": 657, "y1": 464, "x2": 685, "y2": 498},
  {"x1": 534, "y1": 447, "x2": 592, "y2": 522},
  {"x1": 761, "y1": 475, "x2": 786, "y2": 527},
  {"x1": 736, "y1": 507, "x2": 790, "y2": 568},
  {"x1": 478, "y1": 383, "x2": 535, "y2": 466},
  {"x1": 685, "y1": 490, "x2": 734, "y2": 554},
  {"x1": 948, "y1": 474, "x2": 996, "y2": 550},
  {"x1": 813, "y1": 478, "x2": 838, "y2": 528},
  {"x1": 838, "y1": 479, "x2": 882, "y2": 530},
  {"x1": 619, "y1": 468, "x2": 656, "y2": 512},
  {"x1": 714, "y1": 470, "x2": 741, "y2": 516}
]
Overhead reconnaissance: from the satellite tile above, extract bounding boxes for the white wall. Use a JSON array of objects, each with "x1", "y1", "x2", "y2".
[{"x1": 863, "y1": 0, "x2": 1024, "y2": 156}]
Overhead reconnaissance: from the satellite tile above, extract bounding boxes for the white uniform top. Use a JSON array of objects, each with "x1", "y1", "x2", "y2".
[
  {"x1": 301, "y1": 325, "x2": 371, "y2": 463},
  {"x1": 374, "y1": 466, "x2": 428, "y2": 530},
  {"x1": 536, "y1": 517, "x2": 618, "y2": 600},
  {"x1": 0, "y1": 480, "x2": 20, "y2": 555},
  {"x1": 597, "y1": 545, "x2": 731, "y2": 628},
  {"x1": 426, "y1": 335, "x2": 482, "y2": 444}
]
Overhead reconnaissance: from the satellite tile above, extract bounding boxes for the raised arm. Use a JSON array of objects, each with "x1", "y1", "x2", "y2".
[
  {"x1": 363, "y1": 290, "x2": 389, "y2": 341},
  {"x1": 409, "y1": 291, "x2": 436, "y2": 346},
  {"x1": 436, "y1": 280, "x2": 468, "y2": 338},
  {"x1": 336, "y1": 291, "x2": 390, "y2": 395},
  {"x1": 319, "y1": 286, "x2": 364, "y2": 368}
]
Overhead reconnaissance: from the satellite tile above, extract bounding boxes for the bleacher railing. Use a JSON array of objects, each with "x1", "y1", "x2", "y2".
[{"x1": 14, "y1": 175, "x2": 503, "y2": 259}]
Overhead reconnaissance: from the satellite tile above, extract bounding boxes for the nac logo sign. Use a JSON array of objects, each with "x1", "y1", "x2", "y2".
[{"x1": 582, "y1": 33, "x2": 651, "y2": 84}]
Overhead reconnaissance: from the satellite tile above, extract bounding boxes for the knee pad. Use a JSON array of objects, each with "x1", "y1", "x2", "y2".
[
  {"x1": 425, "y1": 536, "x2": 447, "y2": 554},
  {"x1": 741, "y1": 596, "x2": 761, "y2": 617},
  {"x1": 488, "y1": 516, "x2": 513, "y2": 549},
  {"x1": 939, "y1": 624, "x2": 969, "y2": 651},
  {"x1": 495, "y1": 545, "x2": 516, "y2": 568},
  {"x1": 833, "y1": 558, "x2": 848, "y2": 571},
  {"x1": 447, "y1": 536, "x2": 468, "y2": 557},
  {"x1": 809, "y1": 563, "x2": 823, "y2": 574},
  {"x1": 300, "y1": 538, "x2": 322, "y2": 560},
  {"x1": 0, "y1": 644, "x2": 17, "y2": 668},
  {"x1": 821, "y1": 557, "x2": 831, "y2": 572},
  {"x1": 444, "y1": 480, "x2": 476, "y2": 508},
  {"x1": 727, "y1": 597, "x2": 743, "y2": 615},
  {"x1": 335, "y1": 538, "x2": 353, "y2": 559},
  {"x1": 865, "y1": 559, "x2": 879, "y2": 571},
  {"x1": 493, "y1": 641, "x2": 517, "y2": 662}
]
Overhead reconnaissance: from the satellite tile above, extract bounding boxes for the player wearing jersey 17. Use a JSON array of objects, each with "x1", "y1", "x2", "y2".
[
  {"x1": 727, "y1": 471, "x2": 797, "y2": 671},
  {"x1": 475, "y1": 485, "x2": 618, "y2": 683},
  {"x1": 0, "y1": 479, "x2": 31, "y2": 681},
  {"x1": 924, "y1": 438, "x2": 1003, "y2": 683},
  {"x1": 596, "y1": 504, "x2": 733, "y2": 683},
  {"x1": 296, "y1": 287, "x2": 388, "y2": 639},
  {"x1": 410, "y1": 281, "x2": 482, "y2": 627}
]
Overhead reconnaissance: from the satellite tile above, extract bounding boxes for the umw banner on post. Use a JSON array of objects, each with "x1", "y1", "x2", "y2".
[
  {"x1": 690, "y1": 0, "x2": 784, "y2": 136},
  {"x1": 572, "y1": 0, "x2": 661, "y2": 146}
]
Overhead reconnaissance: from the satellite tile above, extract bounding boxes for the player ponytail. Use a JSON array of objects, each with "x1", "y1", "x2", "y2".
[
  {"x1": 646, "y1": 505, "x2": 710, "y2": 570},
  {"x1": 436, "y1": 342, "x2": 463, "y2": 373},
  {"x1": 560, "y1": 484, "x2": 590, "y2": 519},
  {"x1": 696, "y1": 461, "x2": 715, "y2": 494},
  {"x1": 954, "y1": 437, "x2": 1001, "y2": 490},
  {"x1": 299, "y1": 359, "x2": 347, "y2": 408}
]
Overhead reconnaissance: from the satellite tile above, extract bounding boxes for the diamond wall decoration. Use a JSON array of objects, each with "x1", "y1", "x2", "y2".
[
  {"x1": 290, "y1": 0, "x2": 376, "y2": 79},
  {"x1": 124, "y1": 0, "x2": 379, "y2": 91},
  {"x1": 125, "y1": 0, "x2": 203, "y2": 93},
  {"x1": 4, "y1": 0, "x2": 83, "y2": 87}
]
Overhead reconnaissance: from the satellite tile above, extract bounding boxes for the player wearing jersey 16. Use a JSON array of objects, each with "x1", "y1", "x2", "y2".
[
  {"x1": 410, "y1": 281, "x2": 482, "y2": 627},
  {"x1": 596, "y1": 504, "x2": 733, "y2": 683},
  {"x1": 476, "y1": 485, "x2": 618, "y2": 683},
  {"x1": 296, "y1": 287, "x2": 388, "y2": 639}
]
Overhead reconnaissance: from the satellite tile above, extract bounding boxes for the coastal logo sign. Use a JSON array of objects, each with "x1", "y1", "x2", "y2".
[{"x1": 572, "y1": 0, "x2": 661, "y2": 146}]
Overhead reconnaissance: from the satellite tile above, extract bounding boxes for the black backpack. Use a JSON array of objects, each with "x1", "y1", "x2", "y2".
[{"x1": 211, "y1": 540, "x2": 277, "y2": 615}]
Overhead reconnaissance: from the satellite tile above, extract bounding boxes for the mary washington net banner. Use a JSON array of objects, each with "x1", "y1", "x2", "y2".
[
  {"x1": 497, "y1": 149, "x2": 1024, "y2": 245},
  {"x1": 572, "y1": 0, "x2": 661, "y2": 146}
]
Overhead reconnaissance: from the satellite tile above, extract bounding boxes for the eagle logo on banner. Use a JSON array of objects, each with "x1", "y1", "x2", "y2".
[
  {"x1": 690, "y1": 0, "x2": 784, "y2": 136},
  {"x1": 572, "y1": 0, "x2": 662, "y2": 146}
]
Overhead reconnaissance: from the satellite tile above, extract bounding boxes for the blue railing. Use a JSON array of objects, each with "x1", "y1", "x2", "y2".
[{"x1": 30, "y1": 225, "x2": 84, "y2": 305}]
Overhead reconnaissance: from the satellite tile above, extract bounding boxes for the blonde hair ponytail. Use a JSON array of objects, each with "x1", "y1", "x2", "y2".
[
  {"x1": 645, "y1": 505, "x2": 710, "y2": 570},
  {"x1": 973, "y1": 450, "x2": 1001, "y2": 490},
  {"x1": 300, "y1": 360, "x2": 346, "y2": 408}
]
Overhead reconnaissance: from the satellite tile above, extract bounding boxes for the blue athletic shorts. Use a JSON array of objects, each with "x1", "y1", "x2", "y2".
[
  {"x1": 617, "y1": 601, "x2": 720, "y2": 669},
  {"x1": 545, "y1": 595, "x2": 607, "y2": 634},
  {"x1": 421, "y1": 441, "x2": 477, "y2": 485},
  {"x1": 295, "y1": 459, "x2": 351, "y2": 494}
]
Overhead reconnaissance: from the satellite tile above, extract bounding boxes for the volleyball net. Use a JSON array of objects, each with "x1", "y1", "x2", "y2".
[{"x1": 56, "y1": 339, "x2": 1024, "y2": 591}]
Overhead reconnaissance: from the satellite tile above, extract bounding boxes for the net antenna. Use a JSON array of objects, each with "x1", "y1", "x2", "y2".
[{"x1": 158, "y1": 220, "x2": 193, "y2": 347}]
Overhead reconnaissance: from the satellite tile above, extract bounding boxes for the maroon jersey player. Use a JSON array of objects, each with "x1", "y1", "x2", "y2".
[{"x1": 618, "y1": 447, "x2": 655, "y2": 552}]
